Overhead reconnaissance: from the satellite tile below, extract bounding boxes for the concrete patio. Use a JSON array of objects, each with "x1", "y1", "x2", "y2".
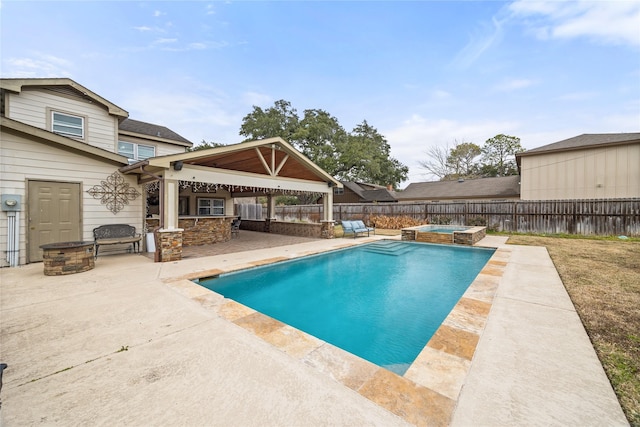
[{"x1": 0, "y1": 232, "x2": 628, "y2": 426}]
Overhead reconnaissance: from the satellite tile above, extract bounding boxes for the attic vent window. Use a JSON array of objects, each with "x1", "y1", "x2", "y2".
[{"x1": 52, "y1": 111, "x2": 84, "y2": 138}]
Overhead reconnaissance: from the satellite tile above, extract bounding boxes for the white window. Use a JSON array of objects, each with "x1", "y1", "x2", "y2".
[
  {"x1": 118, "y1": 141, "x2": 156, "y2": 164},
  {"x1": 334, "y1": 187, "x2": 344, "y2": 195},
  {"x1": 52, "y1": 111, "x2": 84, "y2": 138},
  {"x1": 197, "y1": 198, "x2": 225, "y2": 216}
]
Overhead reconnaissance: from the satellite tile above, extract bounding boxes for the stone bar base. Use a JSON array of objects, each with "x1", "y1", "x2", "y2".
[{"x1": 155, "y1": 229, "x2": 183, "y2": 262}]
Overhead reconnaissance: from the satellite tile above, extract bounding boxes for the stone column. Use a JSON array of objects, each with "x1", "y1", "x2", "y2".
[
  {"x1": 155, "y1": 228, "x2": 183, "y2": 262},
  {"x1": 321, "y1": 220, "x2": 335, "y2": 239}
]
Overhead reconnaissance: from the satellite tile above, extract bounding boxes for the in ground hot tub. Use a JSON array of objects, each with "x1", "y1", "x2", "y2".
[{"x1": 40, "y1": 241, "x2": 95, "y2": 275}]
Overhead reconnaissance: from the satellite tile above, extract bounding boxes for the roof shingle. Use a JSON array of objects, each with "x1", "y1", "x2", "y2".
[
  {"x1": 398, "y1": 176, "x2": 521, "y2": 200},
  {"x1": 119, "y1": 118, "x2": 193, "y2": 146},
  {"x1": 519, "y1": 133, "x2": 640, "y2": 157}
]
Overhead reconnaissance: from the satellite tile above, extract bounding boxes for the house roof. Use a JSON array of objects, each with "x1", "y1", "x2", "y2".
[
  {"x1": 119, "y1": 118, "x2": 193, "y2": 147},
  {"x1": 397, "y1": 176, "x2": 521, "y2": 200},
  {"x1": 341, "y1": 181, "x2": 397, "y2": 202},
  {"x1": 0, "y1": 77, "x2": 129, "y2": 119},
  {"x1": 1, "y1": 116, "x2": 129, "y2": 166},
  {"x1": 517, "y1": 133, "x2": 640, "y2": 158}
]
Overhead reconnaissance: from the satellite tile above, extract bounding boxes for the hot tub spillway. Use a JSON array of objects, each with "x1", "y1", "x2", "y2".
[{"x1": 40, "y1": 241, "x2": 95, "y2": 275}]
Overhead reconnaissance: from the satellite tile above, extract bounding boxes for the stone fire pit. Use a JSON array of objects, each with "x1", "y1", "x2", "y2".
[{"x1": 40, "y1": 241, "x2": 95, "y2": 275}]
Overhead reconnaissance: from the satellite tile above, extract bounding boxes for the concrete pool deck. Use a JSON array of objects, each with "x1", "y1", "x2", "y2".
[{"x1": 0, "y1": 233, "x2": 628, "y2": 426}]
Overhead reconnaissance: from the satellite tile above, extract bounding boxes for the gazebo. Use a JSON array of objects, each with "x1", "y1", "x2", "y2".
[{"x1": 120, "y1": 137, "x2": 342, "y2": 261}]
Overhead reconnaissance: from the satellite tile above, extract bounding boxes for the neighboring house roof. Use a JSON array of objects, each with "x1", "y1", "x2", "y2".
[
  {"x1": 119, "y1": 118, "x2": 193, "y2": 147},
  {"x1": 0, "y1": 77, "x2": 129, "y2": 119},
  {"x1": 517, "y1": 133, "x2": 640, "y2": 159},
  {"x1": 398, "y1": 176, "x2": 521, "y2": 200},
  {"x1": 341, "y1": 181, "x2": 397, "y2": 202},
  {"x1": 1, "y1": 116, "x2": 129, "y2": 166}
]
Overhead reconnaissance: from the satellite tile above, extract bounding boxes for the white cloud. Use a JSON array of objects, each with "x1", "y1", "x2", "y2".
[
  {"x1": 4, "y1": 54, "x2": 73, "y2": 77},
  {"x1": 494, "y1": 78, "x2": 535, "y2": 91},
  {"x1": 509, "y1": 0, "x2": 640, "y2": 47},
  {"x1": 153, "y1": 10, "x2": 165, "y2": 18},
  {"x1": 187, "y1": 42, "x2": 206, "y2": 50},
  {"x1": 554, "y1": 91, "x2": 598, "y2": 101},
  {"x1": 384, "y1": 114, "x2": 520, "y2": 183},
  {"x1": 133, "y1": 26, "x2": 153, "y2": 32},
  {"x1": 432, "y1": 89, "x2": 452, "y2": 100},
  {"x1": 122, "y1": 89, "x2": 242, "y2": 145},
  {"x1": 154, "y1": 38, "x2": 177, "y2": 45},
  {"x1": 205, "y1": 4, "x2": 216, "y2": 15},
  {"x1": 242, "y1": 91, "x2": 272, "y2": 107},
  {"x1": 452, "y1": 16, "x2": 506, "y2": 68}
]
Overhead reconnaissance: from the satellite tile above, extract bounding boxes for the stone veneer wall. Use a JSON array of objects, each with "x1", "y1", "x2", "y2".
[
  {"x1": 240, "y1": 219, "x2": 325, "y2": 238},
  {"x1": 269, "y1": 221, "x2": 323, "y2": 238},
  {"x1": 401, "y1": 229, "x2": 417, "y2": 241},
  {"x1": 401, "y1": 226, "x2": 487, "y2": 246},
  {"x1": 416, "y1": 232, "x2": 454, "y2": 244},
  {"x1": 146, "y1": 217, "x2": 232, "y2": 247},
  {"x1": 179, "y1": 217, "x2": 232, "y2": 246},
  {"x1": 453, "y1": 227, "x2": 487, "y2": 245}
]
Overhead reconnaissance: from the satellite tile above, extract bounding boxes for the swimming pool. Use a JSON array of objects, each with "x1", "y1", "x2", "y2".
[{"x1": 199, "y1": 241, "x2": 495, "y2": 375}]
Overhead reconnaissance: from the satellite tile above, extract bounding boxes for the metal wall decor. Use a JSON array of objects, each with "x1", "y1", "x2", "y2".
[{"x1": 87, "y1": 171, "x2": 141, "y2": 214}]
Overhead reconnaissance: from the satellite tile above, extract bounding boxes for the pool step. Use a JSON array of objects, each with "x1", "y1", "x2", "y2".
[{"x1": 361, "y1": 241, "x2": 412, "y2": 256}]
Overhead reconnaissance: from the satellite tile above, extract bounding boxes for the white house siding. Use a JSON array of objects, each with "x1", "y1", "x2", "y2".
[
  {"x1": 0, "y1": 133, "x2": 143, "y2": 266},
  {"x1": 118, "y1": 134, "x2": 187, "y2": 157},
  {"x1": 6, "y1": 89, "x2": 118, "y2": 153},
  {"x1": 520, "y1": 143, "x2": 640, "y2": 200}
]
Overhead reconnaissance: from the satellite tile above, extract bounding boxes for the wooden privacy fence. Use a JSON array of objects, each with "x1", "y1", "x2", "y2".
[{"x1": 269, "y1": 199, "x2": 640, "y2": 236}]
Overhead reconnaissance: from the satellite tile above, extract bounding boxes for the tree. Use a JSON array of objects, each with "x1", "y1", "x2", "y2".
[
  {"x1": 480, "y1": 134, "x2": 524, "y2": 177},
  {"x1": 337, "y1": 121, "x2": 408, "y2": 186},
  {"x1": 239, "y1": 100, "x2": 299, "y2": 142},
  {"x1": 447, "y1": 142, "x2": 481, "y2": 179},
  {"x1": 418, "y1": 140, "x2": 481, "y2": 181},
  {"x1": 238, "y1": 101, "x2": 408, "y2": 189},
  {"x1": 188, "y1": 140, "x2": 226, "y2": 151},
  {"x1": 292, "y1": 109, "x2": 348, "y2": 174},
  {"x1": 418, "y1": 144, "x2": 452, "y2": 180}
]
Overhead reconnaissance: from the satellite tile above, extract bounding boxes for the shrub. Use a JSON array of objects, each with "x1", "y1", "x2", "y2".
[
  {"x1": 429, "y1": 216, "x2": 452, "y2": 225},
  {"x1": 370, "y1": 215, "x2": 425, "y2": 229},
  {"x1": 467, "y1": 216, "x2": 487, "y2": 226}
]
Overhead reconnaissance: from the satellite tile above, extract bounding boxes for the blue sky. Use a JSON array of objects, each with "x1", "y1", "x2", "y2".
[{"x1": 2, "y1": 0, "x2": 639, "y2": 184}]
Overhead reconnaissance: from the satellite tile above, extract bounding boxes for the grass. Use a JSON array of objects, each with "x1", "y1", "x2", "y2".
[{"x1": 505, "y1": 234, "x2": 640, "y2": 426}]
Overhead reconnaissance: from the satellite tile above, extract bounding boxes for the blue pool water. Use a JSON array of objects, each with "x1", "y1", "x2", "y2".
[
  {"x1": 418, "y1": 225, "x2": 471, "y2": 233},
  {"x1": 199, "y1": 241, "x2": 494, "y2": 375}
]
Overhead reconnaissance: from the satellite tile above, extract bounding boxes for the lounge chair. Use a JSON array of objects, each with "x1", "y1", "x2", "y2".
[
  {"x1": 342, "y1": 220, "x2": 370, "y2": 238},
  {"x1": 354, "y1": 220, "x2": 375, "y2": 235}
]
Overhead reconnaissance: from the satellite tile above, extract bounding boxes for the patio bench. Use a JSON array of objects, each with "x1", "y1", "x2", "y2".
[{"x1": 93, "y1": 224, "x2": 142, "y2": 258}]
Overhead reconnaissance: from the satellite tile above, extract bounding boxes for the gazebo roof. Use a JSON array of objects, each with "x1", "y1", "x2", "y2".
[{"x1": 120, "y1": 137, "x2": 342, "y2": 194}]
